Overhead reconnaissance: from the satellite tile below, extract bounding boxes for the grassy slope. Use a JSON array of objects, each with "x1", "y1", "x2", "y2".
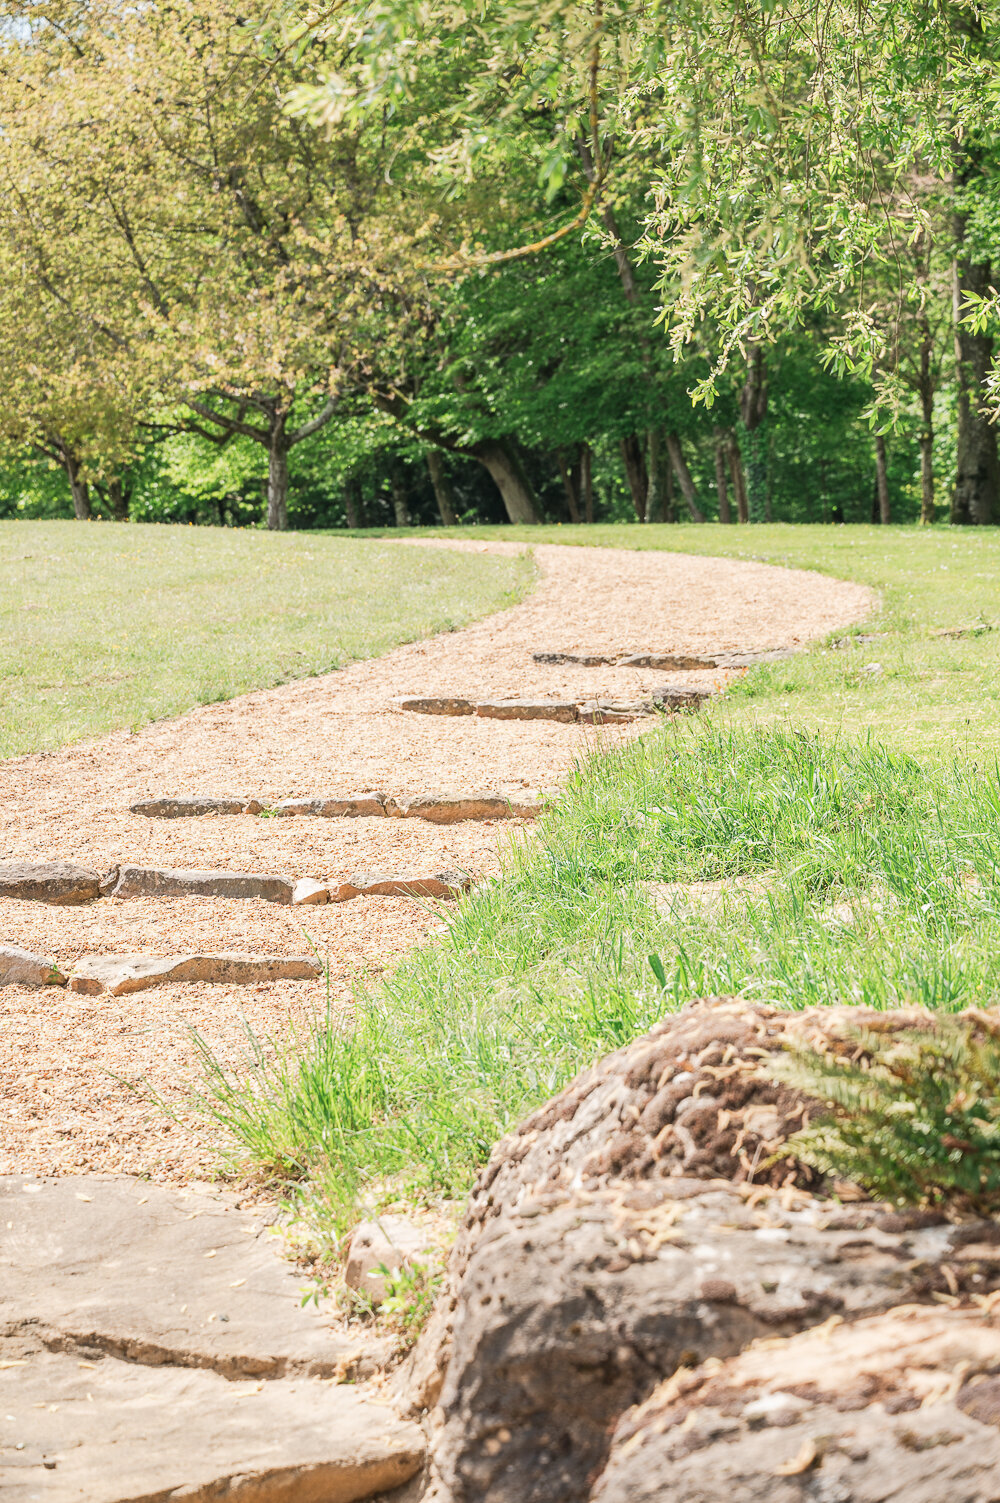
[
  {"x1": 0, "y1": 522, "x2": 532, "y2": 757},
  {"x1": 197, "y1": 523, "x2": 1000, "y2": 1235}
]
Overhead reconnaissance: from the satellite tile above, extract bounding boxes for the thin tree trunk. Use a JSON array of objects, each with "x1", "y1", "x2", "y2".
[
  {"x1": 345, "y1": 478, "x2": 364, "y2": 529},
  {"x1": 728, "y1": 433, "x2": 750, "y2": 524},
  {"x1": 874, "y1": 434, "x2": 891, "y2": 524},
  {"x1": 580, "y1": 443, "x2": 594, "y2": 523},
  {"x1": 472, "y1": 439, "x2": 540, "y2": 524},
  {"x1": 109, "y1": 477, "x2": 129, "y2": 522},
  {"x1": 390, "y1": 467, "x2": 411, "y2": 527},
  {"x1": 713, "y1": 429, "x2": 732, "y2": 523},
  {"x1": 267, "y1": 417, "x2": 290, "y2": 531},
  {"x1": 64, "y1": 452, "x2": 92, "y2": 520},
  {"x1": 426, "y1": 449, "x2": 458, "y2": 526},
  {"x1": 620, "y1": 434, "x2": 648, "y2": 522},
  {"x1": 952, "y1": 255, "x2": 998, "y2": 524},
  {"x1": 646, "y1": 428, "x2": 663, "y2": 522},
  {"x1": 664, "y1": 433, "x2": 706, "y2": 523},
  {"x1": 556, "y1": 450, "x2": 581, "y2": 523},
  {"x1": 918, "y1": 325, "x2": 936, "y2": 526},
  {"x1": 739, "y1": 344, "x2": 770, "y2": 522}
]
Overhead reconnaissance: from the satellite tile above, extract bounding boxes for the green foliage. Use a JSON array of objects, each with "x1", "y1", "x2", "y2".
[
  {"x1": 769, "y1": 1018, "x2": 1000, "y2": 1213},
  {"x1": 376, "y1": 1260, "x2": 445, "y2": 1349}
]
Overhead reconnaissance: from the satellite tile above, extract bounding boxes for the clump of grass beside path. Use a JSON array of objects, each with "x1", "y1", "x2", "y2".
[{"x1": 0, "y1": 520, "x2": 533, "y2": 757}]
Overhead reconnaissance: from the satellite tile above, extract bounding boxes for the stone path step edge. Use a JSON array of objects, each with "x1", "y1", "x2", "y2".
[
  {"x1": 130, "y1": 789, "x2": 548, "y2": 822},
  {"x1": 532, "y1": 647, "x2": 796, "y2": 669},
  {"x1": 396, "y1": 690, "x2": 709, "y2": 722}
]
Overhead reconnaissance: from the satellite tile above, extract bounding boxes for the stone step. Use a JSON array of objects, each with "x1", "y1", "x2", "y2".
[
  {"x1": 0, "y1": 863, "x2": 101, "y2": 906},
  {"x1": 1, "y1": 1176, "x2": 421, "y2": 1502},
  {"x1": 532, "y1": 647, "x2": 794, "y2": 669},
  {"x1": 67, "y1": 952, "x2": 323, "y2": 996},
  {"x1": 0, "y1": 945, "x2": 67, "y2": 988},
  {"x1": 102, "y1": 865, "x2": 296, "y2": 903},
  {"x1": 396, "y1": 693, "x2": 708, "y2": 724},
  {"x1": 129, "y1": 789, "x2": 545, "y2": 822}
]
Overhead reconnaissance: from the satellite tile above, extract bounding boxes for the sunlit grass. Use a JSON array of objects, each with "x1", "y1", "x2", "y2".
[{"x1": 0, "y1": 521, "x2": 533, "y2": 756}]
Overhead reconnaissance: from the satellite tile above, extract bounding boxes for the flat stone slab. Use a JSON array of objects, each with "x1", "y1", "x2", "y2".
[
  {"x1": 0, "y1": 1348, "x2": 423, "y2": 1503},
  {"x1": 271, "y1": 793, "x2": 387, "y2": 818},
  {"x1": 0, "y1": 1176, "x2": 389, "y2": 1379},
  {"x1": 293, "y1": 877, "x2": 331, "y2": 905},
  {"x1": 386, "y1": 792, "x2": 544, "y2": 823},
  {"x1": 337, "y1": 870, "x2": 472, "y2": 901},
  {"x1": 651, "y1": 683, "x2": 710, "y2": 708},
  {"x1": 577, "y1": 701, "x2": 646, "y2": 725},
  {"x1": 129, "y1": 795, "x2": 264, "y2": 818},
  {"x1": 68, "y1": 953, "x2": 322, "y2": 996},
  {"x1": 0, "y1": 862, "x2": 101, "y2": 906},
  {"x1": 103, "y1": 865, "x2": 294, "y2": 904},
  {"x1": 533, "y1": 648, "x2": 795, "y2": 670},
  {"x1": 396, "y1": 696, "x2": 475, "y2": 716},
  {"x1": 474, "y1": 699, "x2": 580, "y2": 723},
  {"x1": 0, "y1": 945, "x2": 67, "y2": 988}
]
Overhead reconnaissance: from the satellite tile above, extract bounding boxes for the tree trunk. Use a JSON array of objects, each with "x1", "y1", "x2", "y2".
[
  {"x1": 109, "y1": 477, "x2": 129, "y2": 522},
  {"x1": 426, "y1": 449, "x2": 458, "y2": 526},
  {"x1": 580, "y1": 443, "x2": 594, "y2": 523},
  {"x1": 728, "y1": 433, "x2": 750, "y2": 524},
  {"x1": 267, "y1": 418, "x2": 290, "y2": 531},
  {"x1": 345, "y1": 478, "x2": 364, "y2": 529},
  {"x1": 646, "y1": 428, "x2": 675, "y2": 522},
  {"x1": 918, "y1": 326, "x2": 936, "y2": 526},
  {"x1": 874, "y1": 433, "x2": 891, "y2": 524},
  {"x1": 64, "y1": 452, "x2": 92, "y2": 520},
  {"x1": 952, "y1": 255, "x2": 998, "y2": 524},
  {"x1": 664, "y1": 433, "x2": 706, "y2": 523},
  {"x1": 713, "y1": 429, "x2": 732, "y2": 523},
  {"x1": 390, "y1": 467, "x2": 411, "y2": 527},
  {"x1": 556, "y1": 450, "x2": 581, "y2": 523},
  {"x1": 620, "y1": 434, "x2": 648, "y2": 522},
  {"x1": 471, "y1": 439, "x2": 540, "y2": 524},
  {"x1": 739, "y1": 344, "x2": 770, "y2": 522}
]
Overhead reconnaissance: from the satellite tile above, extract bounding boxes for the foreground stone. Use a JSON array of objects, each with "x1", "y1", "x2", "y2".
[
  {"x1": 1, "y1": 1176, "x2": 421, "y2": 1501},
  {"x1": 346, "y1": 1216, "x2": 441, "y2": 1306},
  {"x1": 129, "y1": 795, "x2": 263, "y2": 817},
  {"x1": 0, "y1": 945, "x2": 67, "y2": 988},
  {"x1": 591, "y1": 1304, "x2": 1000, "y2": 1503},
  {"x1": 293, "y1": 877, "x2": 331, "y2": 905},
  {"x1": 272, "y1": 793, "x2": 387, "y2": 818},
  {"x1": 68, "y1": 952, "x2": 322, "y2": 996},
  {"x1": 386, "y1": 792, "x2": 544, "y2": 823},
  {"x1": 337, "y1": 870, "x2": 473, "y2": 902},
  {"x1": 407, "y1": 999, "x2": 1000, "y2": 1503},
  {"x1": 102, "y1": 864, "x2": 295, "y2": 903},
  {"x1": 0, "y1": 862, "x2": 101, "y2": 905},
  {"x1": 532, "y1": 648, "x2": 795, "y2": 670},
  {"x1": 474, "y1": 699, "x2": 580, "y2": 723}
]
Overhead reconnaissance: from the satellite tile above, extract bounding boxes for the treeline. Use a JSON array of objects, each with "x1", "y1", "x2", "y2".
[{"x1": 0, "y1": 0, "x2": 995, "y2": 530}]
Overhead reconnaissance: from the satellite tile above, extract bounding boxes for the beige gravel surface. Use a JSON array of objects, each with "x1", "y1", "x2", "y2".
[{"x1": 0, "y1": 540, "x2": 873, "y2": 1179}]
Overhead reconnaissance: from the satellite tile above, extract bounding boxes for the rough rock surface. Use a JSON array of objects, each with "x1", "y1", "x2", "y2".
[
  {"x1": 273, "y1": 794, "x2": 388, "y2": 818},
  {"x1": 473, "y1": 699, "x2": 580, "y2": 723},
  {"x1": 345, "y1": 1216, "x2": 441, "y2": 1305},
  {"x1": 0, "y1": 862, "x2": 101, "y2": 905},
  {"x1": 102, "y1": 864, "x2": 294, "y2": 903},
  {"x1": 407, "y1": 999, "x2": 1000, "y2": 1503},
  {"x1": 385, "y1": 793, "x2": 543, "y2": 823},
  {"x1": 129, "y1": 795, "x2": 263, "y2": 817},
  {"x1": 396, "y1": 697, "x2": 475, "y2": 716},
  {"x1": 591, "y1": 1303, "x2": 1000, "y2": 1503},
  {"x1": 293, "y1": 877, "x2": 332, "y2": 905},
  {"x1": 0, "y1": 944, "x2": 67, "y2": 988},
  {"x1": 68, "y1": 952, "x2": 322, "y2": 996}
]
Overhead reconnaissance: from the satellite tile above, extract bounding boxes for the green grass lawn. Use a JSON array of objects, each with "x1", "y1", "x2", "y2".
[{"x1": 0, "y1": 522, "x2": 533, "y2": 757}]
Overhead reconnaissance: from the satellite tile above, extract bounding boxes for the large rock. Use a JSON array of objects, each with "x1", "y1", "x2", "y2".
[
  {"x1": 474, "y1": 699, "x2": 579, "y2": 723},
  {"x1": 0, "y1": 945, "x2": 67, "y2": 988},
  {"x1": 102, "y1": 864, "x2": 295, "y2": 903},
  {"x1": 129, "y1": 795, "x2": 263, "y2": 817},
  {"x1": 591, "y1": 1303, "x2": 1000, "y2": 1503},
  {"x1": 340, "y1": 870, "x2": 473, "y2": 901},
  {"x1": 386, "y1": 793, "x2": 543, "y2": 823},
  {"x1": 272, "y1": 794, "x2": 387, "y2": 818},
  {"x1": 0, "y1": 861, "x2": 101, "y2": 905},
  {"x1": 407, "y1": 999, "x2": 1000, "y2": 1503},
  {"x1": 68, "y1": 952, "x2": 322, "y2": 996}
]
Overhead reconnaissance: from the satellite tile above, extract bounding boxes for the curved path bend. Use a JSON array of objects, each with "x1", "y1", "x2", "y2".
[{"x1": 0, "y1": 541, "x2": 873, "y2": 1180}]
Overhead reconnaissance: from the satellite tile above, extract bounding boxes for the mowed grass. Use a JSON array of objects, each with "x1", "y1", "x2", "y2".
[{"x1": 0, "y1": 522, "x2": 533, "y2": 757}]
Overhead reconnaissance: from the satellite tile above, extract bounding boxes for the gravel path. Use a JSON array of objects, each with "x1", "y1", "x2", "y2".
[{"x1": 0, "y1": 540, "x2": 873, "y2": 1177}]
